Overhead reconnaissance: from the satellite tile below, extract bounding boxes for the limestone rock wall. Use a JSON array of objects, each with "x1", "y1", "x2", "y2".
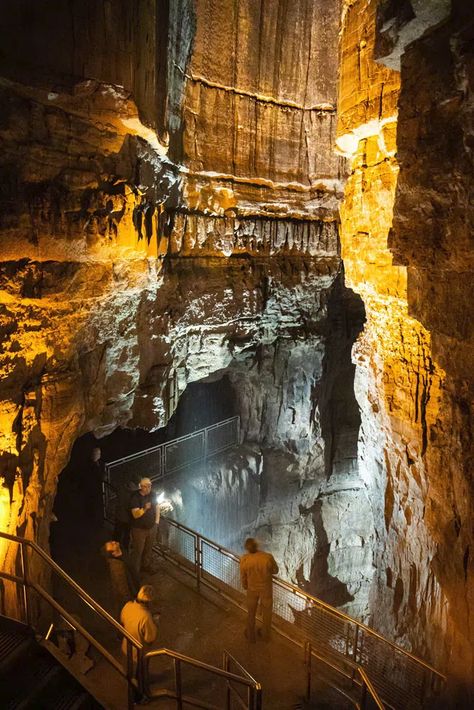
[
  {"x1": 338, "y1": 0, "x2": 474, "y2": 695},
  {"x1": 0, "y1": 0, "x2": 363, "y2": 631},
  {"x1": 170, "y1": 0, "x2": 345, "y2": 225}
]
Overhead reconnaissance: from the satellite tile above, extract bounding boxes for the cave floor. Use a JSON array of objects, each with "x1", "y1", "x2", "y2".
[{"x1": 48, "y1": 523, "x2": 347, "y2": 709}]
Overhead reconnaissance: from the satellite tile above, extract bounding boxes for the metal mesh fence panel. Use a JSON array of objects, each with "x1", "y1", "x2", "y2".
[
  {"x1": 105, "y1": 417, "x2": 240, "y2": 495},
  {"x1": 201, "y1": 541, "x2": 241, "y2": 594},
  {"x1": 272, "y1": 582, "x2": 353, "y2": 659},
  {"x1": 357, "y1": 630, "x2": 426, "y2": 709},
  {"x1": 108, "y1": 448, "x2": 163, "y2": 489},
  {"x1": 161, "y1": 519, "x2": 196, "y2": 569},
  {"x1": 207, "y1": 417, "x2": 239, "y2": 456},
  {"x1": 104, "y1": 486, "x2": 116, "y2": 525},
  {"x1": 164, "y1": 432, "x2": 204, "y2": 473}
]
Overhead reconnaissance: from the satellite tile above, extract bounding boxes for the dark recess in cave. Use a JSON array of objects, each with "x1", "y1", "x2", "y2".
[
  {"x1": 53, "y1": 374, "x2": 236, "y2": 541},
  {"x1": 318, "y1": 269, "x2": 366, "y2": 480}
]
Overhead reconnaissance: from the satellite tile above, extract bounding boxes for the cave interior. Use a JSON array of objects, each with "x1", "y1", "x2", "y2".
[{"x1": 0, "y1": 0, "x2": 473, "y2": 706}]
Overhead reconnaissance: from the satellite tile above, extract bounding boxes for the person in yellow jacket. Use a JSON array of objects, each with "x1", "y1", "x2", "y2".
[
  {"x1": 120, "y1": 585, "x2": 160, "y2": 704},
  {"x1": 239, "y1": 538, "x2": 279, "y2": 642},
  {"x1": 120, "y1": 585, "x2": 159, "y2": 659}
]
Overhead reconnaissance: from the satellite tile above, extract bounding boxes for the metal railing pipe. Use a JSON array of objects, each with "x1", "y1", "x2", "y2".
[
  {"x1": 161, "y1": 519, "x2": 445, "y2": 682},
  {"x1": 358, "y1": 668, "x2": 385, "y2": 710},
  {"x1": 175, "y1": 657, "x2": 183, "y2": 710},
  {"x1": 19, "y1": 541, "x2": 30, "y2": 626},
  {"x1": 30, "y1": 580, "x2": 128, "y2": 677},
  {"x1": 144, "y1": 648, "x2": 259, "y2": 687}
]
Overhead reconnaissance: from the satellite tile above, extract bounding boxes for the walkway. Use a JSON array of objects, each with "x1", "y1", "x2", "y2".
[{"x1": 50, "y1": 525, "x2": 344, "y2": 709}]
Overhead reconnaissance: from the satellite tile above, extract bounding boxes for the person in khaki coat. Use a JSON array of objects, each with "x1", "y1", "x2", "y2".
[
  {"x1": 239, "y1": 538, "x2": 279, "y2": 642},
  {"x1": 120, "y1": 585, "x2": 159, "y2": 661}
]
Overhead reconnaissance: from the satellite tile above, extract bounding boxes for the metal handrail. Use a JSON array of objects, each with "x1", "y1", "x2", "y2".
[
  {"x1": 223, "y1": 650, "x2": 262, "y2": 710},
  {"x1": 105, "y1": 415, "x2": 240, "y2": 469},
  {"x1": 157, "y1": 518, "x2": 445, "y2": 680},
  {"x1": 0, "y1": 530, "x2": 142, "y2": 709},
  {"x1": 304, "y1": 642, "x2": 386, "y2": 709},
  {"x1": 143, "y1": 647, "x2": 261, "y2": 709},
  {"x1": 156, "y1": 517, "x2": 447, "y2": 708},
  {"x1": 0, "y1": 529, "x2": 259, "y2": 710}
]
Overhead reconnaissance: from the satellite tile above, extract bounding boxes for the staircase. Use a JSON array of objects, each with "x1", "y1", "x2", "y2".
[
  {"x1": 0, "y1": 523, "x2": 446, "y2": 709},
  {"x1": 0, "y1": 615, "x2": 103, "y2": 709}
]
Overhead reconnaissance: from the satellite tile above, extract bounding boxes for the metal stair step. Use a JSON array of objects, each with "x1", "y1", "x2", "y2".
[
  {"x1": 2, "y1": 648, "x2": 58, "y2": 708},
  {"x1": 0, "y1": 630, "x2": 34, "y2": 675},
  {"x1": 9, "y1": 665, "x2": 63, "y2": 709}
]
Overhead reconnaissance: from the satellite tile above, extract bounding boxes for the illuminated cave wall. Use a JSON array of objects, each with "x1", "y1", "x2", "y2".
[
  {"x1": 0, "y1": 0, "x2": 372, "y2": 621},
  {"x1": 0, "y1": 0, "x2": 472, "y2": 695},
  {"x1": 338, "y1": 0, "x2": 473, "y2": 693}
]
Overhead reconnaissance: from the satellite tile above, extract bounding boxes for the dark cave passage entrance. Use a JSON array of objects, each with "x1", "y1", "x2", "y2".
[{"x1": 51, "y1": 375, "x2": 237, "y2": 560}]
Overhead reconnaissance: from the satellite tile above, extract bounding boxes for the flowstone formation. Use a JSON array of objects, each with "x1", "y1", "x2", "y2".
[
  {"x1": 338, "y1": 0, "x2": 473, "y2": 696},
  {"x1": 0, "y1": 0, "x2": 371, "y2": 626}
]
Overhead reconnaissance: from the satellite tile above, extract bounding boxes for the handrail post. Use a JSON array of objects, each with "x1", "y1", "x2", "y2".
[
  {"x1": 196, "y1": 533, "x2": 202, "y2": 590},
  {"x1": 223, "y1": 652, "x2": 231, "y2": 709},
  {"x1": 175, "y1": 657, "x2": 183, "y2": 710},
  {"x1": 102, "y1": 479, "x2": 107, "y2": 522},
  {"x1": 161, "y1": 444, "x2": 166, "y2": 477},
  {"x1": 126, "y1": 638, "x2": 134, "y2": 710},
  {"x1": 255, "y1": 685, "x2": 262, "y2": 710},
  {"x1": 361, "y1": 677, "x2": 367, "y2": 709},
  {"x1": 20, "y1": 541, "x2": 31, "y2": 627},
  {"x1": 305, "y1": 642, "x2": 312, "y2": 703},
  {"x1": 137, "y1": 646, "x2": 145, "y2": 699},
  {"x1": 353, "y1": 624, "x2": 360, "y2": 664},
  {"x1": 203, "y1": 427, "x2": 208, "y2": 460}
]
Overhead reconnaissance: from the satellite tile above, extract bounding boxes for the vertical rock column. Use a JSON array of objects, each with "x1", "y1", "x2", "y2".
[{"x1": 338, "y1": 0, "x2": 473, "y2": 692}]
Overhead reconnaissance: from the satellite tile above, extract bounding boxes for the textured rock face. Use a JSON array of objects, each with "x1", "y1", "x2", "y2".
[
  {"x1": 176, "y1": 0, "x2": 344, "y2": 216},
  {"x1": 2, "y1": 2, "x2": 472, "y2": 697},
  {"x1": 0, "y1": 0, "x2": 370, "y2": 629},
  {"x1": 338, "y1": 0, "x2": 474, "y2": 695}
]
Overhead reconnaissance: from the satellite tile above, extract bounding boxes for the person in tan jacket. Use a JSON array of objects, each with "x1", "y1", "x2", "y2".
[
  {"x1": 240, "y1": 538, "x2": 279, "y2": 642},
  {"x1": 120, "y1": 585, "x2": 159, "y2": 660}
]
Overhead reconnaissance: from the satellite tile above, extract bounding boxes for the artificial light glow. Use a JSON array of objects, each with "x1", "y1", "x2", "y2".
[{"x1": 157, "y1": 491, "x2": 173, "y2": 512}]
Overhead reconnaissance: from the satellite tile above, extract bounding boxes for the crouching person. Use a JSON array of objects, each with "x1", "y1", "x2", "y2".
[{"x1": 121, "y1": 585, "x2": 159, "y2": 704}]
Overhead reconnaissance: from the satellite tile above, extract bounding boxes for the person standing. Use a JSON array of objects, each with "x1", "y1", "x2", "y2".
[
  {"x1": 120, "y1": 585, "x2": 159, "y2": 703},
  {"x1": 102, "y1": 540, "x2": 140, "y2": 620},
  {"x1": 130, "y1": 478, "x2": 160, "y2": 576},
  {"x1": 114, "y1": 480, "x2": 136, "y2": 552},
  {"x1": 84, "y1": 446, "x2": 106, "y2": 533},
  {"x1": 239, "y1": 538, "x2": 279, "y2": 642},
  {"x1": 120, "y1": 585, "x2": 159, "y2": 657}
]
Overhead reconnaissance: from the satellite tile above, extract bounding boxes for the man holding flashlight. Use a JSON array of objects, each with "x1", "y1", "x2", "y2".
[{"x1": 129, "y1": 477, "x2": 160, "y2": 576}]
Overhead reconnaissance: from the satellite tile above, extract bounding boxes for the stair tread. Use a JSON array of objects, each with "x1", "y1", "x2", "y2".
[
  {"x1": 0, "y1": 631, "x2": 30, "y2": 661},
  {"x1": 0, "y1": 618, "x2": 103, "y2": 710}
]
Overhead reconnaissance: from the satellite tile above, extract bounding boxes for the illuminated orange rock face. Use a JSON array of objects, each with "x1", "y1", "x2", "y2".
[
  {"x1": 339, "y1": 0, "x2": 473, "y2": 690},
  {"x1": 0, "y1": 81, "x2": 174, "y2": 605},
  {"x1": 1, "y1": 0, "x2": 472, "y2": 691},
  {"x1": 1, "y1": 0, "x2": 356, "y2": 620}
]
